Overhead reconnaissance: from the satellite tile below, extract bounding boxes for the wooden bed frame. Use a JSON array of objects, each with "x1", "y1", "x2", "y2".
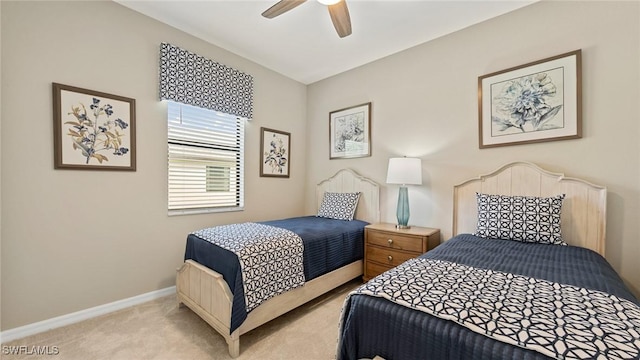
[
  {"x1": 453, "y1": 161, "x2": 607, "y2": 256},
  {"x1": 176, "y1": 168, "x2": 380, "y2": 357}
]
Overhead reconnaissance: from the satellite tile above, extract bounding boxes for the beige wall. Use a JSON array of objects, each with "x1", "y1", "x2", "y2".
[
  {"x1": 306, "y1": 1, "x2": 640, "y2": 296},
  {"x1": 0, "y1": 1, "x2": 307, "y2": 330},
  {"x1": 0, "y1": 0, "x2": 3, "y2": 332}
]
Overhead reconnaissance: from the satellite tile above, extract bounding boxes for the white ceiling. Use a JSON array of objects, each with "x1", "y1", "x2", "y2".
[{"x1": 116, "y1": 0, "x2": 535, "y2": 84}]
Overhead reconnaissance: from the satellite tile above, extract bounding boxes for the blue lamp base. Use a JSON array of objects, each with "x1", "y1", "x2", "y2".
[{"x1": 396, "y1": 186, "x2": 411, "y2": 229}]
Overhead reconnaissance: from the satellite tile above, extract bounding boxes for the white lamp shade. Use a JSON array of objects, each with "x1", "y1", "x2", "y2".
[{"x1": 386, "y1": 157, "x2": 422, "y2": 185}]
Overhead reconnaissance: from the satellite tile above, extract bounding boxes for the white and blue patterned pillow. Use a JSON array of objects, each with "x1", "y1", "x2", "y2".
[
  {"x1": 474, "y1": 193, "x2": 566, "y2": 245},
  {"x1": 317, "y1": 192, "x2": 361, "y2": 221}
]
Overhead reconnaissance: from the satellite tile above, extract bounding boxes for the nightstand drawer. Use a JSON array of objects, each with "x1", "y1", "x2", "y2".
[
  {"x1": 366, "y1": 246, "x2": 415, "y2": 267},
  {"x1": 367, "y1": 231, "x2": 423, "y2": 252},
  {"x1": 365, "y1": 261, "x2": 393, "y2": 280},
  {"x1": 363, "y1": 223, "x2": 440, "y2": 282}
]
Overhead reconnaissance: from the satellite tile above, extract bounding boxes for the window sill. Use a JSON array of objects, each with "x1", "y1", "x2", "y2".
[{"x1": 168, "y1": 206, "x2": 244, "y2": 216}]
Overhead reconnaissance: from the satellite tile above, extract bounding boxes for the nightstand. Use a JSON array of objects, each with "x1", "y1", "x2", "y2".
[{"x1": 363, "y1": 223, "x2": 441, "y2": 282}]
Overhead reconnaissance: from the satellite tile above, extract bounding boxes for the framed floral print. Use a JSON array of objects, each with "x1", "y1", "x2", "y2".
[
  {"x1": 53, "y1": 83, "x2": 136, "y2": 170},
  {"x1": 329, "y1": 102, "x2": 371, "y2": 159},
  {"x1": 260, "y1": 127, "x2": 290, "y2": 178},
  {"x1": 478, "y1": 50, "x2": 582, "y2": 148}
]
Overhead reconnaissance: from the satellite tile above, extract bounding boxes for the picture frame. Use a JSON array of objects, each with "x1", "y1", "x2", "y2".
[
  {"x1": 260, "y1": 127, "x2": 291, "y2": 178},
  {"x1": 478, "y1": 50, "x2": 582, "y2": 148},
  {"x1": 53, "y1": 83, "x2": 136, "y2": 170},
  {"x1": 329, "y1": 102, "x2": 372, "y2": 159}
]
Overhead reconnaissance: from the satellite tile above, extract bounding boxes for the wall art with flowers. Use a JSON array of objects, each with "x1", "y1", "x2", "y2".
[
  {"x1": 260, "y1": 127, "x2": 290, "y2": 178},
  {"x1": 478, "y1": 50, "x2": 582, "y2": 148},
  {"x1": 329, "y1": 102, "x2": 371, "y2": 159},
  {"x1": 53, "y1": 83, "x2": 136, "y2": 170}
]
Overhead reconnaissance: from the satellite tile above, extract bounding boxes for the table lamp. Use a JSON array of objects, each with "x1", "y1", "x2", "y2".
[{"x1": 386, "y1": 157, "x2": 422, "y2": 229}]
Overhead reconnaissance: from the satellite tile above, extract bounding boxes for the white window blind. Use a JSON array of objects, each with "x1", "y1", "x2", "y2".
[{"x1": 168, "y1": 101, "x2": 244, "y2": 214}]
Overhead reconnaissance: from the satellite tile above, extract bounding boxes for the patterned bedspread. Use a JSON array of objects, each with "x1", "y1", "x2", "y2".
[
  {"x1": 192, "y1": 222, "x2": 304, "y2": 312},
  {"x1": 337, "y1": 234, "x2": 640, "y2": 360},
  {"x1": 186, "y1": 216, "x2": 367, "y2": 333},
  {"x1": 347, "y1": 257, "x2": 640, "y2": 359}
]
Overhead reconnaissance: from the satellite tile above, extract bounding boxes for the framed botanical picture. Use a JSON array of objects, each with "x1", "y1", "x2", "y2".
[
  {"x1": 329, "y1": 102, "x2": 371, "y2": 159},
  {"x1": 478, "y1": 50, "x2": 582, "y2": 148},
  {"x1": 53, "y1": 83, "x2": 136, "y2": 170},
  {"x1": 260, "y1": 127, "x2": 290, "y2": 178}
]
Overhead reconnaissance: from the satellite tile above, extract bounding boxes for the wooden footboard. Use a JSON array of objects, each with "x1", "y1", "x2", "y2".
[
  {"x1": 176, "y1": 260, "x2": 239, "y2": 356},
  {"x1": 176, "y1": 259, "x2": 363, "y2": 358}
]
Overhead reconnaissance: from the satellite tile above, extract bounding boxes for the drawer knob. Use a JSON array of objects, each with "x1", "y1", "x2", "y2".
[
  {"x1": 387, "y1": 255, "x2": 393, "y2": 262},
  {"x1": 387, "y1": 239, "x2": 393, "y2": 245}
]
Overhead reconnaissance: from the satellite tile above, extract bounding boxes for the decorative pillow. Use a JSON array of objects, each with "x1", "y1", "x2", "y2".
[
  {"x1": 474, "y1": 193, "x2": 566, "y2": 245},
  {"x1": 317, "y1": 192, "x2": 361, "y2": 221}
]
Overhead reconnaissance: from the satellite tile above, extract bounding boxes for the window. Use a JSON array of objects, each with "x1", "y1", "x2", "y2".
[
  {"x1": 206, "y1": 165, "x2": 231, "y2": 192},
  {"x1": 167, "y1": 101, "x2": 245, "y2": 214}
]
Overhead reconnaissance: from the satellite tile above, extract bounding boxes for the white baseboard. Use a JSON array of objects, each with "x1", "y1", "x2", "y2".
[{"x1": 0, "y1": 286, "x2": 176, "y2": 344}]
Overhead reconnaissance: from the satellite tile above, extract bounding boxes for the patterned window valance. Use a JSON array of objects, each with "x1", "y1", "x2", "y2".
[{"x1": 159, "y1": 43, "x2": 254, "y2": 119}]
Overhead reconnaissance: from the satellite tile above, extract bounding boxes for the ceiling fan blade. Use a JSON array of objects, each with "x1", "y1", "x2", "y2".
[
  {"x1": 328, "y1": 0, "x2": 352, "y2": 38},
  {"x1": 262, "y1": 0, "x2": 307, "y2": 19}
]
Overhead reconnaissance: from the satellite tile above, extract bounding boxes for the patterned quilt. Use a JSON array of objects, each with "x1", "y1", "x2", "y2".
[
  {"x1": 192, "y1": 222, "x2": 305, "y2": 312},
  {"x1": 346, "y1": 258, "x2": 640, "y2": 360}
]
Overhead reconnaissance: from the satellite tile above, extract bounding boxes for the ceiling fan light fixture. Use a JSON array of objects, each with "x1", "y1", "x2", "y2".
[
  {"x1": 318, "y1": 0, "x2": 341, "y2": 5},
  {"x1": 263, "y1": 0, "x2": 351, "y2": 38}
]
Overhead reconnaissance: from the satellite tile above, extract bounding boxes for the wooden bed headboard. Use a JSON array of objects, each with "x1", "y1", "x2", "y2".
[
  {"x1": 316, "y1": 168, "x2": 380, "y2": 224},
  {"x1": 453, "y1": 162, "x2": 607, "y2": 256}
]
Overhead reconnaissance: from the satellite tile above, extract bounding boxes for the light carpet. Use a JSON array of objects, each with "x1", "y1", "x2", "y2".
[{"x1": 2, "y1": 279, "x2": 361, "y2": 360}]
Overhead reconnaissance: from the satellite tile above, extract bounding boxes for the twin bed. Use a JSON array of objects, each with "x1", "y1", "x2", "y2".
[
  {"x1": 177, "y1": 163, "x2": 640, "y2": 359},
  {"x1": 337, "y1": 162, "x2": 640, "y2": 359},
  {"x1": 176, "y1": 168, "x2": 379, "y2": 357}
]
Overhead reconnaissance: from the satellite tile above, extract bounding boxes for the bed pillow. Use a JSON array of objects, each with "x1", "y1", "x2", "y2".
[
  {"x1": 474, "y1": 193, "x2": 566, "y2": 245},
  {"x1": 317, "y1": 192, "x2": 361, "y2": 221}
]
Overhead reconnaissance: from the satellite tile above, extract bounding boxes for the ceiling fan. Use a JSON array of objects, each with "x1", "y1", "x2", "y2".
[{"x1": 262, "y1": 0, "x2": 352, "y2": 38}]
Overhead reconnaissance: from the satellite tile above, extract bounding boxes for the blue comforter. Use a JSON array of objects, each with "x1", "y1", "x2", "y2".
[
  {"x1": 184, "y1": 216, "x2": 367, "y2": 333},
  {"x1": 337, "y1": 234, "x2": 638, "y2": 360}
]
